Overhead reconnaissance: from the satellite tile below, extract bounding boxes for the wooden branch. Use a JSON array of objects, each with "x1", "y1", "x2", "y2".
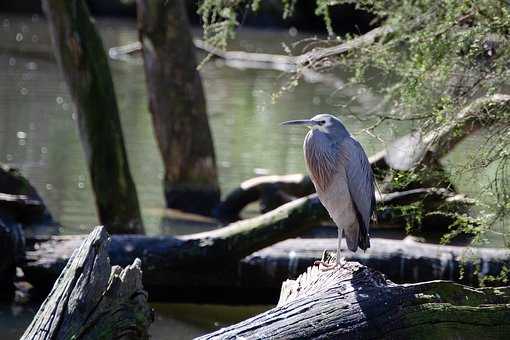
[
  {"x1": 21, "y1": 226, "x2": 152, "y2": 339},
  {"x1": 198, "y1": 260, "x2": 510, "y2": 339},
  {"x1": 385, "y1": 94, "x2": 510, "y2": 170},
  {"x1": 295, "y1": 26, "x2": 393, "y2": 66}
]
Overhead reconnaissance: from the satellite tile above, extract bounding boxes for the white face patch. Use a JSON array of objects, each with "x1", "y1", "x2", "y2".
[{"x1": 312, "y1": 118, "x2": 332, "y2": 133}]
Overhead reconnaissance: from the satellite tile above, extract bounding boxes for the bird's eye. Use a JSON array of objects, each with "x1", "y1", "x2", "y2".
[{"x1": 318, "y1": 120, "x2": 326, "y2": 126}]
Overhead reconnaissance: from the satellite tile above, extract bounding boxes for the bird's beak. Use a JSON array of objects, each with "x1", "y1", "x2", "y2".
[{"x1": 280, "y1": 119, "x2": 317, "y2": 127}]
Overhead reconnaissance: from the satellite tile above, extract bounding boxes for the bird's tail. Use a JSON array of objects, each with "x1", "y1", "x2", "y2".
[{"x1": 358, "y1": 222, "x2": 370, "y2": 251}]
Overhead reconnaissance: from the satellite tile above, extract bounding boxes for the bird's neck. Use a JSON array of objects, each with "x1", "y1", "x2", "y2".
[{"x1": 304, "y1": 130, "x2": 339, "y2": 192}]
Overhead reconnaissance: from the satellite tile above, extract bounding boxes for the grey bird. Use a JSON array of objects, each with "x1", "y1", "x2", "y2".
[{"x1": 281, "y1": 114, "x2": 376, "y2": 268}]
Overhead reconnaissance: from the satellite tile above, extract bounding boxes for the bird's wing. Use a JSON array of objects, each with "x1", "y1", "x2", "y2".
[{"x1": 338, "y1": 137, "x2": 375, "y2": 250}]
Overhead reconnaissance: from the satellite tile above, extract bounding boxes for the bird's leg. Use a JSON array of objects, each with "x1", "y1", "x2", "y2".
[
  {"x1": 314, "y1": 229, "x2": 346, "y2": 271},
  {"x1": 313, "y1": 250, "x2": 336, "y2": 270},
  {"x1": 336, "y1": 228, "x2": 346, "y2": 267}
]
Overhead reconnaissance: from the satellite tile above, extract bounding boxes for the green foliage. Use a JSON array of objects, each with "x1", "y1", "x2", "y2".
[{"x1": 197, "y1": 0, "x2": 510, "y2": 240}]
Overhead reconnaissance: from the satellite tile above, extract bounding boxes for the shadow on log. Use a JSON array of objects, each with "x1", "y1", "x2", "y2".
[
  {"x1": 21, "y1": 226, "x2": 152, "y2": 339},
  {"x1": 199, "y1": 258, "x2": 510, "y2": 339}
]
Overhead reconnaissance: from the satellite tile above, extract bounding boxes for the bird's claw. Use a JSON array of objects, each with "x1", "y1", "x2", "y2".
[{"x1": 313, "y1": 256, "x2": 347, "y2": 271}]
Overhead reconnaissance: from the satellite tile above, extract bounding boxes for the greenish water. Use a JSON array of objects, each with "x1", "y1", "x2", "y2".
[
  {"x1": 0, "y1": 14, "x2": 504, "y2": 340},
  {"x1": 0, "y1": 15, "x2": 397, "y2": 235},
  {"x1": 0, "y1": 303, "x2": 270, "y2": 340}
]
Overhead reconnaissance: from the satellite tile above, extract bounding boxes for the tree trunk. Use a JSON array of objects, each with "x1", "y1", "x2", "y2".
[
  {"x1": 42, "y1": 0, "x2": 144, "y2": 234},
  {"x1": 137, "y1": 0, "x2": 220, "y2": 216},
  {"x1": 21, "y1": 226, "x2": 152, "y2": 340},
  {"x1": 198, "y1": 260, "x2": 510, "y2": 340}
]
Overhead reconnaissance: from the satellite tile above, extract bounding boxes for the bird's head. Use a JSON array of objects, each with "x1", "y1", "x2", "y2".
[{"x1": 281, "y1": 114, "x2": 350, "y2": 140}]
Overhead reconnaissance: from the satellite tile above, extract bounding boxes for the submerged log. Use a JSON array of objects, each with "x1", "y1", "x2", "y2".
[
  {"x1": 199, "y1": 259, "x2": 510, "y2": 340},
  {"x1": 0, "y1": 216, "x2": 24, "y2": 301},
  {"x1": 0, "y1": 164, "x2": 60, "y2": 236},
  {"x1": 21, "y1": 226, "x2": 152, "y2": 340},
  {"x1": 43, "y1": 0, "x2": 144, "y2": 234}
]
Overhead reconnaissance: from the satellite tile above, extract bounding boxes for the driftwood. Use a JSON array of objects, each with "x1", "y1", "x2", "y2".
[
  {"x1": 199, "y1": 259, "x2": 510, "y2": 339},
  {"x1": 21, "y1": 226, "x2": 152, "y2": 340},
  {"x1": 43, "y1": 0, "x2": 144, "y2": 234}
]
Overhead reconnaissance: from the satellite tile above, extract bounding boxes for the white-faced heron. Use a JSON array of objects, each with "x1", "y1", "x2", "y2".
[{"x1": 281, "y1": 114, "x2": 376, "y2": 268}]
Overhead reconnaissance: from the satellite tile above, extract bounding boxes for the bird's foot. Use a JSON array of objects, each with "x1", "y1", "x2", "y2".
[
  {"x1": 313, "y1": 260, "x2": 337, "y2": 271},
  {"x1": 313, "y1": 256, "x2": 346, "y2": 271}
]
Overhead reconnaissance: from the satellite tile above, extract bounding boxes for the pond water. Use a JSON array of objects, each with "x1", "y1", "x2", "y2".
[{"x1": 0, "y1": 14, "x2": 503, "y2": 339}]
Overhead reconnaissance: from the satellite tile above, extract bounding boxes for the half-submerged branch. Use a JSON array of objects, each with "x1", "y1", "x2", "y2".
[
  {"x1": 21, "y1": 226, "x2": 152, "y2": 339},
  {"x1": 199, "y1": 259, "x2": 510, "y2": 339}
]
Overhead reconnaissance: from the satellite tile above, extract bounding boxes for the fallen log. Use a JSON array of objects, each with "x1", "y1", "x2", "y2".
[
  {"x1": 21, "y1": 226, "x2": 152, "y2": 339},
  {"x1": 24, "y1": 227, "x2": 509, "y2": 304},
  {"x1": 198, "y1": 259, "x2": 510, "y2": 340}
]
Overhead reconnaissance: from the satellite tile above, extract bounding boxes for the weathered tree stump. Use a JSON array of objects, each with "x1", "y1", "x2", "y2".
[
  {"x1": 21, "y1": 226, "x2": 152, "y2": 340},
  {"x1": 199, "y1": 257, "x2": 510, "y2": 339}
]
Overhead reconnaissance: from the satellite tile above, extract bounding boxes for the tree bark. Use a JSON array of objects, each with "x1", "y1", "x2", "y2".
[
  {"x1": 42, "y1": 0, "x2": 144, "y2": 234},
  {"x1": 21, "y1": 226, "x2": 152, "y2": 340},
  {"x1": 198, "y1": 260, "x2": 510, "y2": 340},
  {"x1": 137, "y1": 0, "x2": 220, "y2": 216}
]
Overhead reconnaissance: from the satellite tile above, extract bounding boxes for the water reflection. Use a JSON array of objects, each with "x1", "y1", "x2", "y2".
[
  {"x1": 0, "y1": 15, "x2": 400, "y2": 234},
  {"x1": 1, "y1": 14, "x2": 499, "y2": 240}
]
